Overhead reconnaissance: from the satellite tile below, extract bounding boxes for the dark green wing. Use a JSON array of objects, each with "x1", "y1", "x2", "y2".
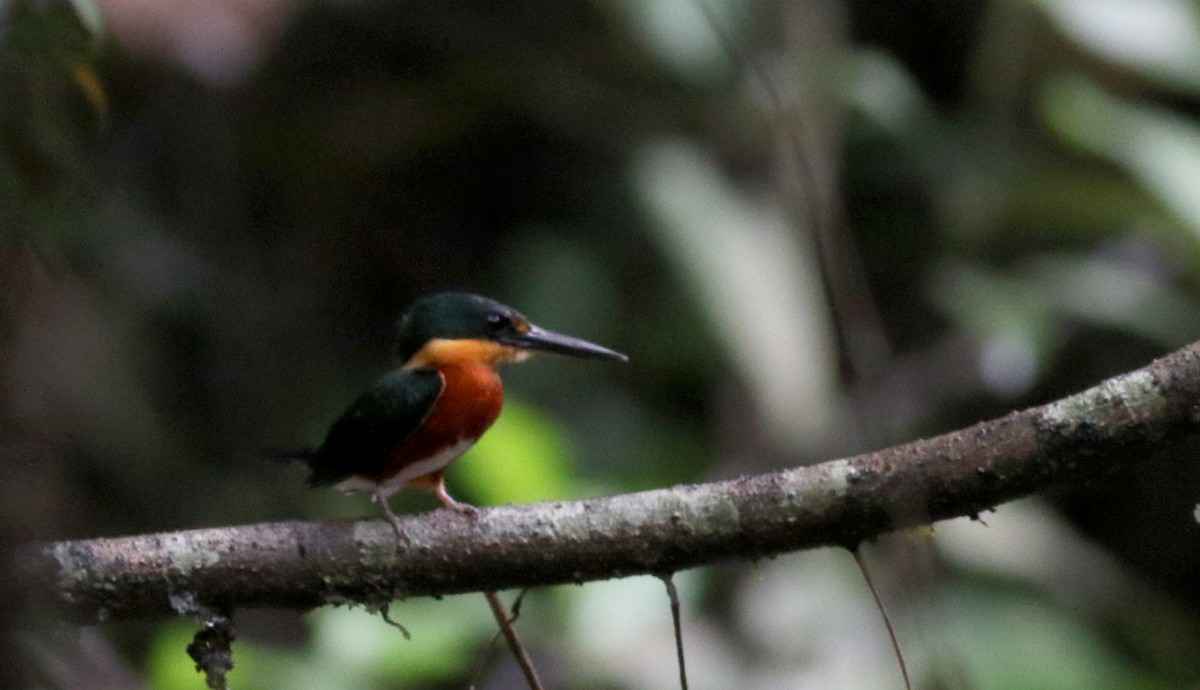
[{"x1": 306, "y1": 368, "x2": 444, "y2": 485}]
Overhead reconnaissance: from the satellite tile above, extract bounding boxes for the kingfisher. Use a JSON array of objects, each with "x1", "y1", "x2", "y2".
[{"x1": 293, "y1": 292, "x2": 626, "y2": 527}]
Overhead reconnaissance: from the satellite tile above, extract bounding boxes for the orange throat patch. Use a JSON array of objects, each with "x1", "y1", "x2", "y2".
[{"x1": 402, "y1": 338, "x2": 531, "y2": 370}]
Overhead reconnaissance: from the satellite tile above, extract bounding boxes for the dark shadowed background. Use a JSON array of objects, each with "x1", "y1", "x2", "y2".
[{"x1": 3, "y1": 0, "x2": 1200, "y2": 688}]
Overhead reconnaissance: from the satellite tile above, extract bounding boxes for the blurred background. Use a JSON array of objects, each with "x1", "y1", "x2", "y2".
[{"x1": 4, "y1": 0, "x2": 1200, "y2": 687}]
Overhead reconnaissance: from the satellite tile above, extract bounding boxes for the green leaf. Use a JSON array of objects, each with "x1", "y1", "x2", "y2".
[
  {"x1": 6, "y1": 0, "x2": 105, "y2": 67},
  {"x1": 1042, "y1": 75, "x2": 1200, "y2": 233},
  {"x1": 456, "y1": 398, "x2": 578, "y2": 505},
  {"x1": 1033, "y1": 0, "x2": 1200, "y2": 92},
  {"x1": 951, "y1": 586, "x2": 1170, "y2": 690}
]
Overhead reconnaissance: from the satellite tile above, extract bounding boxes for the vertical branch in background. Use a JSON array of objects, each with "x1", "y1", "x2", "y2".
[
  {"x1": 695, "y1": 0, "x2": 891, "y2": 384},
  {"x1": 697, "y1": 2, "x2": 915, "y2": 686},
  {"x1": 382, "y1": 515, "x2": 540, "y2": 687},
  {"x1": 661, "y1": 575, "x2": 690, "y2": 690},
  {"x1": 483, "y1": 590, "x2": 544, "y2": 690},
  {"x1": 852, "y1": 549, "x2": 912, "y2": 690}
]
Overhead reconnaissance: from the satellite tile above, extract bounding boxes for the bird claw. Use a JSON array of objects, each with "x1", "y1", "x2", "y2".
[
  {"x1": 385, "y1": 516, "x2": 412, "y2": 545},
  {"x1": 450, "y1": 502, "x2": 479, "y2": 520},
  {"x1": 441, "y1": 497, "x2": 480, "y2": 523},
  {"x1": 374, "y1": 492, "x2": 413, "y2": 545},
  {"x1": 434, "y1": 482, "x2": 479, "y2": 520}
]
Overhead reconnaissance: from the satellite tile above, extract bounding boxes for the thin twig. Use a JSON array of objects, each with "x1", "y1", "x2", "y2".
[
  {"x1": 376, "y1": 602, "x2": 411, "y2": 641},
  {"x1": 483, "y1": 590, "x2": 544, "y2": 690},
  {"x1": 852, "y1": 548, "x2": 912, "y2": 690},
  {"x1": 661, "y1": 574, "x2": 689, "y2": 690},
  {"x1": 469, "y1": 589, "x2": 532, "y2": 689},
  {"x1": 693, "y1": 0, "x2": 891, "y2": 381},
  {"x1": 509, "y1": 588, "x2": 529, "y2": 620}
]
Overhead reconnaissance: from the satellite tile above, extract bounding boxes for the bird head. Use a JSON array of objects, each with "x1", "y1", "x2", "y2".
[{"x1": 395, "y1": 293, "x2": 627, "y2": 369}]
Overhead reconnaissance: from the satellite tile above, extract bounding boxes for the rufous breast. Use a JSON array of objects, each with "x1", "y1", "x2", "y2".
[{"x1": 377, "y1": 362, "x2": 504, "y2": 483}]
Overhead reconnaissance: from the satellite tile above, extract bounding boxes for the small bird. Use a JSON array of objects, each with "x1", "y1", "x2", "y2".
[{"x1": 294, "y1": 292, "x2": 627, "y2": 527}]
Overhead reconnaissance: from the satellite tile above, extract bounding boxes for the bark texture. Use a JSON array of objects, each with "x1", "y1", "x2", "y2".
[{"x1": 18, "y1": 342, "x2": 1200, "y2": 622}]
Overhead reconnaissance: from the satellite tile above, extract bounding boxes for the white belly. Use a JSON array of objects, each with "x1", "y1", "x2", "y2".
[{"x1": 334, "y1": 437, "x2": 477, "y2": 500}]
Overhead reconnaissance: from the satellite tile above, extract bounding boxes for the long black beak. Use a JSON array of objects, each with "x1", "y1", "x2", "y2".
[{"x1": 500, "y1": 324, "x2": 628, "y2": 362}]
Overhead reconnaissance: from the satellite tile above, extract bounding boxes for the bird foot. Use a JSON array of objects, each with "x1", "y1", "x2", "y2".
[
  {"x1": 374, "y1": 492, "x2": 412, "y2": 545},
  {"x1": 441, "y1": 497, "x2": 480, "y2": 522},
  {"x1": 435, "y1": 483, "x2": 479, "y2": 520},
  {"x1": 385, "y1": 515, "x2": 411, "y2": 544},
  {"x1": 449, "y1": 502, "x2": 479, "y2": 520}
]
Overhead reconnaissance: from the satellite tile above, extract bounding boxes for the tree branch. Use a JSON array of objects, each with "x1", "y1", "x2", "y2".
[{"x1": 19, "y1": 342, "x2": 1200, "y2": 623}]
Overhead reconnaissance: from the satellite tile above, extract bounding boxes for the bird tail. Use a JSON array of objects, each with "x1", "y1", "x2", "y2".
[{"x1": 262, "y1": 448, "x2": 338, "y2": 488}]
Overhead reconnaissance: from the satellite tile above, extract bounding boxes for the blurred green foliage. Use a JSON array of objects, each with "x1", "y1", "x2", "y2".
[
  {"x1": 0, "y1": 0, "x2": 105, "y2": 249},
  {"x1": 950, "y1": 585, "x2": 1169, "y2": 690},
  {"x1": 461, "y1": 399, "x2": 579, "y2": 504},
  {"x1": 5, "y1": 0, "x2": 1200, "y2": 688}
]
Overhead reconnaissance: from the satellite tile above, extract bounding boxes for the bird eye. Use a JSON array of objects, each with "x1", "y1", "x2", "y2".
[{"x1": 486, "y1": 313, "x2": 506, "y2": 330}]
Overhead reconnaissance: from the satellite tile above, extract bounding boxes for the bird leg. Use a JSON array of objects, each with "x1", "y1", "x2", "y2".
[
  {"x1": 372, "y1": 488, "x2": 409, "y2": 543},
  {"x1": 432, "y1": 473, "x2": 478, "y2": 518}
]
